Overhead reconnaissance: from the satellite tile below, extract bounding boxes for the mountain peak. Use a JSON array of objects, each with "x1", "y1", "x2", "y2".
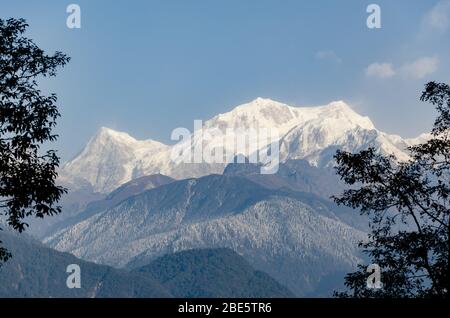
[
  {"x1": 207, "y1": 98, "x2": 375, "y2": 133},
  {"x1": 92, "y1": 127, "x2": 169, "y2": 149},
  {"x1": 325, "y1": 101, "x2": 361, "y2": 116},
  {"x1": 98, "y1": 126, "x2": 116, "y2": 134},
  {"x1": 314, "y1": 101, "x2": 375, "y2": 130},
  {"x1": 94, "y1": 127, "x2": 137, "y2": 143},
  {"x1": 327, "y1": 100, "x2": 352, "y2": 110},
  {"x1": 252, "y1": 97, "x2": 279, "y2": 104},
  {"x1": 206, "y1": 98, "x2": 295, "y2": 131},
  {"x1": 233, "y1": 97, "x2": 288, "y2": 112},
  {"x1": 91, "y1": 126, "x2": 168, "y2": 148},
  {"x1": 60, "y1": 98, "x2": 413, "y2": 193},
  {"x1": 229, "y1": 98, "x2": 360, "y2": 119},
  {"x1": 63, "y1": 126, "x2": 170, "y2": 193}
]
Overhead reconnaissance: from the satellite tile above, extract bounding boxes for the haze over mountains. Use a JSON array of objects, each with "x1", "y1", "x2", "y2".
[{"x1": 59, "y1": 98, "x2": 425, "y2": 193}]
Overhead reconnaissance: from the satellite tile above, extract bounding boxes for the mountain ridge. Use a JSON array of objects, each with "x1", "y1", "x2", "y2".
[
  {"x1": 59, "y1": 98, "x2": 425, "y2": 193},
  {"x1": 45, "y1": 173, "x2": 366, "y2": 296}
]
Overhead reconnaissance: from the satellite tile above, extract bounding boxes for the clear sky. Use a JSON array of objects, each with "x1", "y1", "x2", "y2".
[{"x1": 1, "y1": 0, "x2": 450, "y2": 161}]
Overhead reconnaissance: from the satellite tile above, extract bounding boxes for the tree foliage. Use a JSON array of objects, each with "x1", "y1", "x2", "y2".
[
  {"x1": 333, "y1": 82, "x2": 449, "y2": 298},
  {"x1": 0, "y1": 18, "x2": 69, "y2": 266}
]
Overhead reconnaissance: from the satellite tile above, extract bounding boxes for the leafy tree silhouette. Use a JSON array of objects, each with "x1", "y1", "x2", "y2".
[
  {"x1": 333, "y1": 82, "x2": 449, "y2": 298},
  {"x1": 0, "y1": 18, "x2": 69, "y2": 266}
]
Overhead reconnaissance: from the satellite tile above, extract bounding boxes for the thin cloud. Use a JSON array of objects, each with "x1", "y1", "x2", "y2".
[
  {"x1": 401, "y1": 57, "x2": 439, "y2": 79},
  {"x1": 422, "y1": 0, "x2": 450, "y2": 33},
  {"x1": 315, "y1": 50, "x2": 342, "y2": 64},
  {"x1": 365, "y1": 63, "x2": 396, "y2": 79},
  {"x1": 365, "y1": 57, "x2": 439, "y2": 80}
]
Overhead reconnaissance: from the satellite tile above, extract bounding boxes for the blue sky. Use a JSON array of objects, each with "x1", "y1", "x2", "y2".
[{"x1": 1, "y1": 0, "x2": 450, "y2": 161}]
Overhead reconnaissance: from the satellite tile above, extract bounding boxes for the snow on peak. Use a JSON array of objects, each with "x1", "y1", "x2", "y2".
[
  {"x1": 205, "y1": 98, "x2": 374, "y2": 133},
  {"x1": 93, "y1": 127, "x2": 137, "y2": 144},
  {"x1": 205, "y1": 98, "x2": 296, "y2": 130},
  {"x1": 405, "y1": 133, "x2": 432, "y2": 146},
  {"x1": 326, "y1": 100, "x2": 351, "y2": 110},
  {"x1": 89, "y1": 127, "x2": 167, "y2": 150},
  {"x1": 239, "y1": 97, "x2": 287, "y2": 108},
  {"x1": 60, "y1": 99, "x2": 422, "y2": 193},
  {"x1": 61, "y1": 127, "x2": 170, "y2": 192},
  {"x1": 314, "y1": 101, "x2": 375, "y2": 130},
  {"x1": 322, "y1": 101, "x2": 357, "y2": 117}
]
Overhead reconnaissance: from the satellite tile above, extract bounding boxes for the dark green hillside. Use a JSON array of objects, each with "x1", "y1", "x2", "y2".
[
  {"x1": 135, "y1": 248, "x2": 294, "y2": 298},
  {"x1": 0, "y1": 231, "x2": 171, "y2": 298}
]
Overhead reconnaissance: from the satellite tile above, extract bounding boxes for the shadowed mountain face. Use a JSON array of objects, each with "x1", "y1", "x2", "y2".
[
  {"x1": 45, "y1": 173, "x2": 366, "y2": 297},
  {"x1": 134, "y1": 248, "x2": 294, "y2": 298},
  {"x1": 0, "y1": 231, "x2": 292, "y2": 298}
]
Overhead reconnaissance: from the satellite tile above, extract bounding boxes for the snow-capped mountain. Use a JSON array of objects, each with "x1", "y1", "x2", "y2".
[
  {"x1": 45, "y1": 174, "x2": 366, "y2": 296},
  {"x1": 47, "y1": 98, "x2": 429, "y2": 297},
  {"x1": 59, "y1": 127, "x2": 171, "y2": 193},
  {"x1": 60, "y1": 98, "x2": 423, "y2": 193}
]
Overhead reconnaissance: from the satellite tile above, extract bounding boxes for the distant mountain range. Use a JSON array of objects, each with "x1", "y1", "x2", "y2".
[
  {"x1": 59, "y1": 98, "x2": 427, "y2": 193},
  {"x1": 45, "y1": 173, "x2": 366, "y2": 296},
  {"x1": 0, "y1": 230, "x2": 292, "y2": 298},
  {"x1": 4, "y1": 97, "x2": 430, "y2": 298}
]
